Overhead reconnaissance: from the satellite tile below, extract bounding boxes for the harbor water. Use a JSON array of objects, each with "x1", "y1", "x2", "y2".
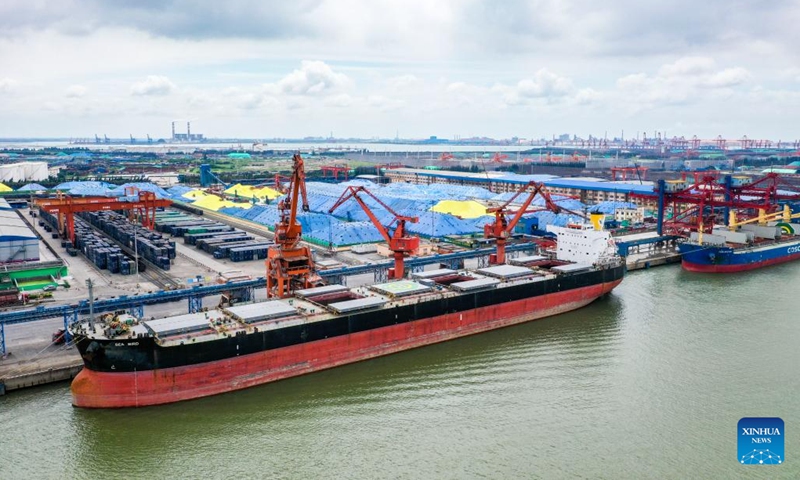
[{"x1": 2, "y1": 265, "x2": 799, "y2": 479}]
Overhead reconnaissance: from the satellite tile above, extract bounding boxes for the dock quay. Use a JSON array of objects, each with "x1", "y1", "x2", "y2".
[
  {"x1": 0, "y1": 353, "x2": 82, "y2": 395},
  {"x1": 626, "y1": 251, "x2": 682, "y2": 271}
]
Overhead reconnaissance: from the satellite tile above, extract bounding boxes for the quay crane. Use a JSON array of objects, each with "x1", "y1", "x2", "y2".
[
  {"x1": 484, "y1": 181, "x2": 585, "y2": 265},
  {"x1": 329, "y1": 186, "x2": 419, "y2": 280},
  {"x1": 266, "y1": 153, "x2": 320, "y2": 298}
]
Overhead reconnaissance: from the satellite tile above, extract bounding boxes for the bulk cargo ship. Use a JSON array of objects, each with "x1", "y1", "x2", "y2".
[
  {"x1": 679, "y1": 205, "x2": 800, "y2": 273},
  {"x1": 70, "y1": 223, "x2": 624, "y2": 408}
]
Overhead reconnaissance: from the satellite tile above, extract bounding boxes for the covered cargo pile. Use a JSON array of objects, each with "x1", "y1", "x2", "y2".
[
  {"x1": 0, "y1": 162, "x2": 49, "y2": 182},
  {"x1": 224, "y1": 184, "x2": 282, "y2": 201}
]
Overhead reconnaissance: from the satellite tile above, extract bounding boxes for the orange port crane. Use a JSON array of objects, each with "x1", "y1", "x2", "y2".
[
  {"x1": 491, "y1": 152, "x2": 509, "y2": 163},
  {"x1": 484, "y1": 181, "x2": 585, "y2": 265},
  {"x1": 271, "y1": 173, "x2": 292, "y2": 194},
  {"x1": 266, "y1": 153, "x2": 320, "y2": 298},
  {"x1": 439, "y1": 153, "x2": 454, "y2": 161},
  {"x1": 329, "y1": 186, "x2": 419, "y2": 280},
  {"x1": 35, "y1": 191, "x2": 171, "y2": 244}
]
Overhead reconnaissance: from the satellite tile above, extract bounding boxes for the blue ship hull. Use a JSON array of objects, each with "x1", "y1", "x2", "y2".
[{"x1": 679, "y1": 237, "x2": 800, "y2": 272}]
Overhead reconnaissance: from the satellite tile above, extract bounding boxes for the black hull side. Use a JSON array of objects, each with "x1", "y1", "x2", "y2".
[{"x1": 75, "y1": 264, "x2": 625, "y2": 373}]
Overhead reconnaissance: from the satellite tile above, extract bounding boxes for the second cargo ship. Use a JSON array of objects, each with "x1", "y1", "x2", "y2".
[{"x1": 680, "y1": 205, "x2": 800, "y2": 272}]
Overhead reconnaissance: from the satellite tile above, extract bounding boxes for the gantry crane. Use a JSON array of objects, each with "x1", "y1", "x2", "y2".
[
  {"x1": 266, "y1": 154, "x2": 320, "y2": 298},
  {"x1": 484, "y1": 181, "x2": 586, "y2": 264},
  {"x1": 632, "y1": 173, "x2": 800, "y2": 236},
  {"x1": 329, "y1": 186, "x2": 419, "y2": 280},
  {"x1": 35, "y1": 191, "x2": 171, "y2": 244}
]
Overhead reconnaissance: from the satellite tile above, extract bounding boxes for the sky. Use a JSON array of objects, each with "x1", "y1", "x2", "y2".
[{"x1": 0, "y1": 0, "x2": 799, "y2": 141}]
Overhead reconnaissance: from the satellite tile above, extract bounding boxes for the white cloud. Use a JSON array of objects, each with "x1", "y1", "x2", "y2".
[
  {"x1": 130, "y1": 75, "x2": 176, "y2": 96},
  {"x1": 272, "y1": 60, "x2": 351, "y2": 96},
  {"x1": 703, "y1": 67, "x2": 750, "y2": 88},
  {"x1": 615, "y1": 57, "x2": 752, "y2": 111},
  {"x1": 385, "y1": 74, "x2": 423, "y2": 91},
  {"x1": 0, "y1": 78, "x2": 18, "y2": 93},
  {"x1": 0, "y1": 1, "x2": 798, "y2": 139},
  {"x1": 491, "y1": 69, "x2": 577, "y2": 106},
  {"x1": 658, "y1": 57, "x2": 716, "y2": 77},
  {"x1": 366, "y1": 95, "x2": 404, "y2": 111},
  {"x1": 65, "y1": 85, "x2": 87, "y2": 98},
  {"x1": 324, "y1": 94, "x2": 353, "y2": 108}
]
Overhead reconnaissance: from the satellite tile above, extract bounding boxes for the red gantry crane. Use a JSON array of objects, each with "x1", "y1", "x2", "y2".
[
  {"x1": 35, "y1": 191, "x2": 171, "y2": 244},
  {"x1": 266, "y1": 153, "x2": 320, "y2": 298},
  {"x1": 329, "y1": 186, "x2": 419, "y2": 280},
  {"x1": 631, "y1": 172, "x2": 800, "y2": 236},
  {"x1": 484, "y1": 181, "x2": 586, "y2": 265}
]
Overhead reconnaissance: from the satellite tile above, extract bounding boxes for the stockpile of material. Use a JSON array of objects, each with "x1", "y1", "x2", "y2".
[
  {"x1": 81, "y1": 210, "x2": 176, "y2": 271},
  {"x1": 430, "y1": 200, "x2": 487, "y2": 219},
  {"x1": 53, "y1": 181, "x2": 117, "y2": 196},
  {"x1": 192, "y1": 195, "x2": 253, "y2": 212},
  {"x1": 111, "y1": 182, "x2": 171, "y2": 199},
  {"x1": 16, "y1": 183, "x2": 48, "y2": 192},
  {"x1": 38, "y1": 209, "x2": 136, "y2": 274},
  {"x1": 224, "y1": 184, "x2": 282, "y2": 201}
]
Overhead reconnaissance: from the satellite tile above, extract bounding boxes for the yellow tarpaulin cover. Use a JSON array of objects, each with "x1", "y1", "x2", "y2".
[
  {"x1": 0, "y1": 183, "x2": 12, "y2": 192},
  {"x1": 430, "y1": 200, "x2": 488, "y2": 219},
  {"x1": 225, "y1": 183, "x2": 282, "y2": 200},
  {"x1": 182, "y1": 189, "x2": 209, "y2": 200},
  {"x1": 192, "y1": 195, "x2": 253, "y2": 212}
]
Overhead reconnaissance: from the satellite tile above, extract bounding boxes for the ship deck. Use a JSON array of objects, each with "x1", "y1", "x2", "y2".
[{"x1": 71, "y1": 259, "x2": 616, "y2": 347}]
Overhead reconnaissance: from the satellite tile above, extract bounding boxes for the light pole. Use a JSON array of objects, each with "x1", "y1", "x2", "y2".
[
  {"x1": 86, "y1": 278, "x2": 95, "y2": 331},
  {"x1": 133, "y1": 224, "x2": 140, "y2": 283}
]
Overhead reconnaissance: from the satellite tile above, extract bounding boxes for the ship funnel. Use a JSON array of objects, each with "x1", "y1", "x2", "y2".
[{"x1": 590, "y1": 213, "x2": 605, "y2": 231}]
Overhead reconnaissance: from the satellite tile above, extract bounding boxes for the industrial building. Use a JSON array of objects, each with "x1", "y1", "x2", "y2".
[
  {"x1": 0, "y1": 198, "x2": 39, "y2": 264},
  {"x1": 383, "y1": 168, "x2": 657, "y2": 206}
]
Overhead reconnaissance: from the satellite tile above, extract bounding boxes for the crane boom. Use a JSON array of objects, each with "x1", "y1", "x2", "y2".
[
  {"x1": 266, "y1": 153, "x2": 318, "y2": 298},
  {"x1": 484, "y1": 181, "x2": 586, "y2": 264},
  {"x1": 329, "y1": 186, "x2": 419, "y2": 279}
]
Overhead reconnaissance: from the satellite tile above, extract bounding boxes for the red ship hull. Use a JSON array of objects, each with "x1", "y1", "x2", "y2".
[{"x1": 72, "y1": 279, "x2": 622, "y2": 408}]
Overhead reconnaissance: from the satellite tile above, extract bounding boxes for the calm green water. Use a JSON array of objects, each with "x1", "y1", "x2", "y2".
[{"x1": 2, "y1": 266, "x2": 799, "y2": 479}]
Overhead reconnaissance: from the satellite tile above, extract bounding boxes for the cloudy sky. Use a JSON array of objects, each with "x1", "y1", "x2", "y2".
[{"x1": 1, "y1": 0, "x2": 798, "y2": 141}]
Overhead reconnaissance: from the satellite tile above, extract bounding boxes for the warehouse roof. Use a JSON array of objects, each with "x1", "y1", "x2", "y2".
[
  {"x1": 388, "y1": 168, "x2": 655, "y2": 194},
  {"x1": 543, "y1": 178, "x2": 654, "y2": 194},
  {"x1": 0, "y1": 210, "x2": 37, "y2": 241},
  {"x1": 0, "y1": 224, "x2": 37, "y2": 241}
]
